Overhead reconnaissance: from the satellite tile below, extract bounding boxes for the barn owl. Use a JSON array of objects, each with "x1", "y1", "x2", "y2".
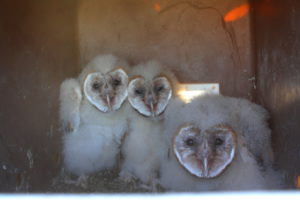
[
  {"x1": 120, "y1": 60, "x2": 179, "y2": 190},
  {"x1": 159, "y1": 95, "x2": 282, "y2": 191},
  {"x1": 59, "y1": 54, "x2": 129, "y2": 185}
]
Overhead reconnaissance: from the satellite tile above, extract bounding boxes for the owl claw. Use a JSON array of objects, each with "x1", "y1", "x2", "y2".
[
  {"x1": 64, "y1": 122, "x2": 74, "y2": 133},
  {"x1": 137, "y1": 179, "x2": 159, "y2": 192},
  {"x1": 64, "y1": 175, "x2": 88, "y2": 188},
  {"x1": 138, "y1": 183, "x2": 152, "y2": 190},
  {"x1": 118, "y1": 171, "x2": 136, "y2": 183},
  {"x1": 64, "y1": 117, "x2": 80, "y2": 133}
]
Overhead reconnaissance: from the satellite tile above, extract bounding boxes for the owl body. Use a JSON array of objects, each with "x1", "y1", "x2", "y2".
[
  {"x1": 160, "y1": 143, "x2": 269, "y2": 191},
  {"x1": 120, "y1": 112, "x2": 165, "y2": 183},
  {"x1": 159, "y1": 95, "x2": 282, "y2": 191},
  {"x1": 63, "y1": 102, "x2": 128, "y2": 176},
  {"x1": 63, "y1": 124, "x2": 121, "y2": 175},
  {"x1": 60, "y1": 54, "x2": 129, "y2": 177},
  {"x1": 120, "y1": 60, "x2": 177, "y2": 186}
]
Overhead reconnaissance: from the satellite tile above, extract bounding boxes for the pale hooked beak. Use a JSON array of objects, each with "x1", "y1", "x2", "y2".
[
  {"x1": 103, "y1": 81, "x2": 113, "y2": 111},
  {"x1": 150, "y1": 102, "x2": 155, "y2": 117},
  {"x1": 146, "y1": 92, "x2": 157, "y2": 117},
  {"x1": 199, "y1": 140, "x2": 210, "y2": 178},
  {"x1": 106, "y1": 94, "x2": 112, "y2": 111},
  {"x1": 203, "y1": 156, "x2": 209, "y2": 177}
]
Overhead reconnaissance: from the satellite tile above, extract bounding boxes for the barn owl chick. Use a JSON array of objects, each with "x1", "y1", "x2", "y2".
[
  {"x1": 174, "y1": 124, "x2": 236, "y2": 179},
  {"x1": 59, "y1": 54, "x2": 129, "y2": 185},
  {"x1": 120, "y1": 60, "x2": 178, "y2": 190},
  {"x1": 159, "y1": 95, "x2": 282, "y2": 191}
]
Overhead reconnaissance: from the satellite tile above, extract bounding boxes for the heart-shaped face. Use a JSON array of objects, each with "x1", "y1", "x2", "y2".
[
  {"x1": 174, "y1": 124, "x2": 236, "y2": 178},
  {"x1": 83, "y1": 68, "x2": 128, "y2": 112},
  {"x1": 127, "y1": 76, "x2": 172, "y2": 117}
]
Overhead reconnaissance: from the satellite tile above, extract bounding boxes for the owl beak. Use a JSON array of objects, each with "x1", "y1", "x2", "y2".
[
  {"x1": 145, "y1": 94, "x2": 156, "y2": 117},
  {"x1": 106, "y1": 94, "x2": 112, "y2": 111},
  {"x1": 150, "y1": 102, "x2": 155, "y2": 117},
  {"x1": 198, "y1": 141, "x2": 211, "y2": 178},
  {"x1": 203, "y1": 157, "x2": 209, "y2": 177},
  {"x1": 146, "y1": 90, "x2": 159, "y2": 117},
  {"x1": 198, "y1": 155, "x2": 210, "y2": 178},
  {"x1": 102, "y1": 82, "x2": 113, "y2": 111}
]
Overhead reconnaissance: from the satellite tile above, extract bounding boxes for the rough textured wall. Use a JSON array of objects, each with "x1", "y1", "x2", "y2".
[
  {"x1": 78, "y1": 0, "x2": 254, "y2": 98},
  {"x1": 0, "y1": 0, "x2": 79, "y2": 192},
  {"x1": 253, "y1": 0, "x2": 300, "y2": 188}
]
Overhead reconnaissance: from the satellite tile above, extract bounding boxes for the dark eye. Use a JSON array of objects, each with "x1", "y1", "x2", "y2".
[
  {"x1": 156, "y1": 85, "x2": 164, "y2": 93},
  {"x1": 113, "y1": 79, "x2": 121, "y2": 87},
  {"x1": 215, "y1": 138, "x2": 223, "y2": 146},
  {"x1": 185, "y1": 138, "x2": 195, "y2": 146},
  {"x1": 92, "y1": 82, "x2": 101, "y2": 90},
  {"x1": 135, "y1": 88, "x2": 144, "y2": 95}
]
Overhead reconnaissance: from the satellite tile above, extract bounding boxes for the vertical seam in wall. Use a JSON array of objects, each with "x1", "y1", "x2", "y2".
[{"x1": 249, "y1": 0, "x2": 259, "y2": 103}]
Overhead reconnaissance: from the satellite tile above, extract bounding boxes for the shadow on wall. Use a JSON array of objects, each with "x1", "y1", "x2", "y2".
[{"x1": 0, "y1": 0, "x2": 80, "y2": 192}]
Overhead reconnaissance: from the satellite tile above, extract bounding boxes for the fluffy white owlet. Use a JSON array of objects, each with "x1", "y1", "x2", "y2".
[
  {"x1": 159, "y1": 95, "x2": 282, "y2": 191},
  {"x1": 120, "y1": 60, "x2": 179, "y2": 189},
  {"x1": 59, "y1": 54, "x2": 129, "y2": 182}
]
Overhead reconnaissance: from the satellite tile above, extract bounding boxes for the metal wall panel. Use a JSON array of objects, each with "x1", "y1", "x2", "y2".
[{"x1": 253, "y1": 0, "x2": 300, "y2": 188}]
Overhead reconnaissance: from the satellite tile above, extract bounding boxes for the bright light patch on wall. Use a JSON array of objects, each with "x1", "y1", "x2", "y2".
[
  {"x1": 224, "y1": 3, "x2": 250, "y2": 22},
  {"x1": 178, "y1": 83, "x2": 220, "y2": 103},
  {"x1": 153, "y1": 3, "x2": 161, "y2": 12}
]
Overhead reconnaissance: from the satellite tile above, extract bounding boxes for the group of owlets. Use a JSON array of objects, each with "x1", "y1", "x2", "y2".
[{"x1": 59, "y1": 54, "x2": 282, "y2": 191}]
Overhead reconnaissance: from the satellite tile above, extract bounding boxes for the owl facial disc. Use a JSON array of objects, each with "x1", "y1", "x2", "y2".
[
  {"x1": 128, "y1": 76, "x2": 172, "y2": 117},
  {"x1": 83, "y1": 68, "x2": 128, "y2": 113},
  {"x1": 173, "y1": 124, "x2": 236, "y2": 178}
]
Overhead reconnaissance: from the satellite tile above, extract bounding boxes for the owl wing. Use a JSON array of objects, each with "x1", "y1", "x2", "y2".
[
  {"x1": 232, "y1": 98, "x2": 274, "y2": 166},
  {"x1": 59, "y1": 78, "x2": 82, "y2": 133},
  {"x1": 236, "y1": 136, "x2": 258, "y2": 164}
]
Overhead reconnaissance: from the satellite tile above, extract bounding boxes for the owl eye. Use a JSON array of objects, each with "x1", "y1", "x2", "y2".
[
  {"x1": 113, "y1": 79, "x2": 121, "y2": 87},
  {"x1": 215, "y1": 138, "x2": 223, "y2": 146},
  {"x1": 135, "y1": 88, "x2": 145, "y2": 96},
  {"x1": 155, "y1": 85, "x2": 164, "y2": 93},
  {"x1": 185, "y1": 138, "x2": 195, "y2": 146},
  {"x1": 92, "y1": 82, "x2": 101, "y2": 90}
]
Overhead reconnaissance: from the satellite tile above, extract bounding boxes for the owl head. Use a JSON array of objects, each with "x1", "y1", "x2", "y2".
[
  {"x1": 127, "y1": 60, "x2": 177, "y2": 117},
  {"x1": 80, "y1": 54, "x2": 129, "y2": 112},
  {"x1": 173, "y1": 123, "x2": 237, "y2": 179}
]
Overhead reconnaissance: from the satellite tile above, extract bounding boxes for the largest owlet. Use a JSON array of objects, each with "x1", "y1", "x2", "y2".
[
  {"x1": 159, "y1": 95, "x2": 283, "y2": 191},
  {"x1": 120, "y1": 60, "x2": 179, "y2": 190},
  {"x1": 59, "y1": 54, "x2": 129, "y2": 183}
]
